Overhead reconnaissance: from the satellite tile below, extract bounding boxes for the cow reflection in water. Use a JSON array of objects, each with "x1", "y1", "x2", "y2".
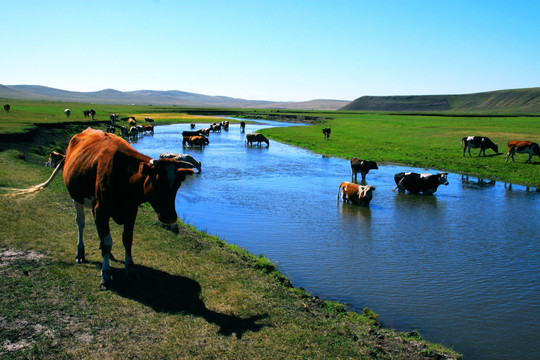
[{"x1": 461, "y1": 175, "x2": 496, "y2": 189}]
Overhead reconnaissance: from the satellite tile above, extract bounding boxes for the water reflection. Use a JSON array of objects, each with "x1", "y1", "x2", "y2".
[{"x1": 461, "y1": 174, "x2": 496, "y2": 189}]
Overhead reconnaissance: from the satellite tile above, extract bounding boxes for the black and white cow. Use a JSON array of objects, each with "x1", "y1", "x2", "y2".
[
  {"x1": 350, "y1": 157, "x2": 379, "y2": 181},
  {"x1": 83, "y1": 110, "x2": 90, "y2": 118},
  {"x1": 461, "y1": 136, "x2": 499, "y2": 157},
  {"x1": 322, "y1": 128, "x2": 331, "y2": 140},
  {"x1": 89, "y1": 109, "x2": 96, "y2": 120},
  {"x1": 64, "y1": 109, "x2": 71, "y2": 118},
  {"x1": 393, "y1": 172, "x2": 449, "y2": 195}
]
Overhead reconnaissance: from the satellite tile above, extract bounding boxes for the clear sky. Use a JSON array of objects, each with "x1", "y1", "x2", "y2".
[{"x1": 2, "y1": 0, "x2": 539, "y2": 101}]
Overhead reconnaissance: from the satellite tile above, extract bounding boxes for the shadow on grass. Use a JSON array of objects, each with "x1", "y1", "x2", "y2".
[{"x1": 96, "y1": 262, "x2": 268, "y2": 338}]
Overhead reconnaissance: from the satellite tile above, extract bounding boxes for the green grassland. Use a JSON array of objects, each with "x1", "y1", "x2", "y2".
[{"x1": 260, "y1": 112, "x2": 540, "y2": 187}]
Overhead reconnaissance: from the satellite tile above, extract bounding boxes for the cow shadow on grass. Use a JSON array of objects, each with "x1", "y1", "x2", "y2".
[{"x1": 94, "y1": 261, "x2": 268, "y2": 338}]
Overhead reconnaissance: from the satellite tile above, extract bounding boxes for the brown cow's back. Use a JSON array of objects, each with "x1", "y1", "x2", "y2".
[{"x1": 63, "y1": 128, "x2": 150, "y2": 206}]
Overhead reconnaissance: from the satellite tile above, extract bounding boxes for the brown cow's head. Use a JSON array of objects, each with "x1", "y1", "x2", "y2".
[{"x1": 142, "y1": 159, "x2": 194, "y2": 224}]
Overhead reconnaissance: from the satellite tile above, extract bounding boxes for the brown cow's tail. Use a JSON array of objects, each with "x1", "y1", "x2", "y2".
[
  {"x1": 337, "y1": 183, "x2": 344, "y2": 202},
  {"x1": 2, "y1": 158, "x2": 65, "y2": 197}
]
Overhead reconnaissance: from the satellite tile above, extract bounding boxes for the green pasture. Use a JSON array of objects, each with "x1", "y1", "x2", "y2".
[{"x1": 260, "y1": 113, "x2": 540, "y2": 187}]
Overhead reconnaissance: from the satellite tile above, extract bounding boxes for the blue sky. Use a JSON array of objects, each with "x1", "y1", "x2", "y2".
[{"x1": 2, "y1": 0, "x2": 539, "y2": 101}]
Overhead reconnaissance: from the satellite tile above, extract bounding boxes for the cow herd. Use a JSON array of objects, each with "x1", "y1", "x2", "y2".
[
  {"x1": 334, "y1": 134, "x2": 539, "y2": 207},
  {"x1": 179, "y1": 121, "x2": 270, "y2": 149},
  {"x1": 460, "y1": 135, "x2": 540, "y2": 164}
]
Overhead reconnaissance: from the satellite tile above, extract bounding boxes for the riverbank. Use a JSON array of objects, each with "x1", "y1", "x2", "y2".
[{"x1": 0, "y1": 122, "x2": 462, "y2": 359}]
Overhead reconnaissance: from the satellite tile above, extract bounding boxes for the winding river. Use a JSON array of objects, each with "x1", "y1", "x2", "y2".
[{"x1": 132, "y1": 120, "x2": 539, "y2": 360}]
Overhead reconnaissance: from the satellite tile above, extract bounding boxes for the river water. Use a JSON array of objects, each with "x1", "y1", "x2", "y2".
[{"x1": 132, "y1": 121, "x2": 540, "y2": 360}]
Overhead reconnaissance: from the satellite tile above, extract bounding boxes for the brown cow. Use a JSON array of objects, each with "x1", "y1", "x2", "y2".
[
  {"x1": 183, "y1": 135, "x2": 209, "y2": 147},
  {"x1": 505, "y1": 140, "x2": 540, "y2": 163},
  {"x1": 337, "y1": 182, "x2": 376, "y2": 206},
  {"x1": 27, "y1": 128, "x2": 194, "y2": 289}
]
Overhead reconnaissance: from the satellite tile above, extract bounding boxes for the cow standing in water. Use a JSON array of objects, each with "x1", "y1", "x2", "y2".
[
  {"x1": 31, "y1": 128, "x2": 194, "y2": 289},
  {"x1": 350, "y1": 158, "x2": 378, "y2": 182},
  {"x1": 461, "y1": 136, "x2": 498, "y2": 157},
  {"x1": 393, "y1": 172, "x2": 449, "y2": 195},
  {"x1": 337, "y1": 182, "x2": 376, "y2": 206}
]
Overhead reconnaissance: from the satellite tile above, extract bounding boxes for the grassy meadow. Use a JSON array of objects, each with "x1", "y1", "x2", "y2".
[{"x1": 260, "y1": 112, "x2": 540, "y2": 187}]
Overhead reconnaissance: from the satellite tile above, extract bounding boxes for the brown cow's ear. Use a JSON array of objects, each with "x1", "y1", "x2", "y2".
[
  {"x1": 176, "y1": 168, "x2": 194, "y2": 181},
  {"x1": 140, "y1": 162, "x2": 155, "y2": 176}
]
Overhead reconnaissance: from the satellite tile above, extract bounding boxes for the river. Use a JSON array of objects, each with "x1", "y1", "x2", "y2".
[{"x1": 132, "y1": 120, "x2": 540, "y2": 360}]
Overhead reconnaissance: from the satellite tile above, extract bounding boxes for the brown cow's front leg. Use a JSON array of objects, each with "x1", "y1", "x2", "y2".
[
  {"x1": 94, "y1": 208, "x2": 113, "y2": 289},
  {"x1": 122, "y1": 218, "x2": 138, "y2": 280}
]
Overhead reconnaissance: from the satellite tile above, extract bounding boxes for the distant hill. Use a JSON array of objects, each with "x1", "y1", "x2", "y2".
[
  {"x1": 340, "y1": 88, "x2": 540, "y2": 114},
  {"x1": 0, "y1": 84, "x2": 349, "y2": 111}
]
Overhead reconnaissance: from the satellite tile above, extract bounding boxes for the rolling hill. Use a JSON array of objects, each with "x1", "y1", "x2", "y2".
[
  {"x1": 0, "y1": 84, "x2": 349, "y2": 111},
  {"x1": 340, "y1": 88, "x2": 540, "y2": 114}
]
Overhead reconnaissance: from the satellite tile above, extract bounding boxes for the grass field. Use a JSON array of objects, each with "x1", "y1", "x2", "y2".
[{"x1": 260, "y1": 112, "x2": 540, "y2": 187}]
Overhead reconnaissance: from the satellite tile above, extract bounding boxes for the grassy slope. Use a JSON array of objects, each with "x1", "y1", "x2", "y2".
[
  {"x1": 260, "y1": 112, "x2": 540, "y2": 187},
  {"x1": 341, "y1": 87, "x2": 540, "y2": 114},
  {"x1": 0, "y1": 103, "x2": 461, "y2": 359}
]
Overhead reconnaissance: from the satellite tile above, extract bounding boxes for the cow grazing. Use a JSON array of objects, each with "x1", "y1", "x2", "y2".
[
  {"x1": 183, "y1": 135, "x2": 209, "y2": 147},
  {"x1": 505, "y1": 140, "x2": 540, "y2": 163},
  {"x1": 322, "y1": 128, "x2": 331, "y2": 140},
  {"x1": 128, "y1": 118, "x2": 136, "y2": 126},
  {"x1": 83, "y1": 110, "x2": 90, "y2": 118},
  {"x1": 45, "y1": 151, "x2": 65, "y2": 168},
  {"x1": 246, "y1": 133, "x2": 269, "y2": 147},
  {"x1": 4, "y1": 104, "x2": 10, "y2": 113},
  {"x1": 350, "y1": 157, "x2": 378, "y2": 181},
  {"x1": 393, "y1": 172, "x2": 449, "y2": 195},
  {"x1": 337, "y1": 182, "x2": 376, "y2": 206},
  {"x1": 160, "y1": 152, "x2": 201, "y2": 172},
  {"x1": 64, "y1": 109, "x2": 71, "y2": 118},
  {"x1": 30, "y1": 128, "x2": 195, "y2": 289},
  {"x1": 461, "y1": 136, "x2": 499, "y2": 157},
  {"x1": 144, "y1": 117, "x2": 154, "y2": 123},
  {"x1": 89, "y1": 109, "x2": 96, "y2": 120}
]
